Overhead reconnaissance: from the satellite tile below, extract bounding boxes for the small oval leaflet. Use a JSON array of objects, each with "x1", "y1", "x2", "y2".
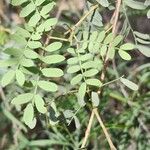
[
  {"x1": 16, "y1": 70, "x2": 25, "y2": 86},
  {"x1": 1, "y1": 70, "x2": 15, "y2": 87},
  {"x1": 120, "y1": 43, "x2": 135, "y2": 50},
  {"x1": 34, "y1": 95, "x2": 47, "y2": 114},
  {"x1": 71, "y1": 74, "x2": 82, "y2": 85},
  {"x1": 120, "y1": 78, "x2": 139, "y2": 91},
  {"x1": 23, "y1": 103, "x2": 34, "y2": 127},
  {"x1": 42, "y1": 55, "x2": 65, "y2": 64},
  {"x1": 77, "y1": 82, "x2": 86, "y2": 107},
  {"x1": 38, "y1": 80, "x2": 58, "y2": 92},
  {"x1": 91, "y1": 92, "x2": 100, "y2": 107},
  {"x1": 41, "y1": 68, "x2": 63, "y2": 77},
  {"x1": 67, "y1": 65, "x2": 80, "y2": 74},
  {"x1": 86, "y1": 79, "x2": 102, "y2": 87},
  {"x1": 118, "y1": 50, "x2": 131, "y2": 60},
  {"x1": 11, "y1": 93, "x2": 33, "y2": 105},
  {"x1": 45, "y1": 42, "x2": 62, "y2": 52}
]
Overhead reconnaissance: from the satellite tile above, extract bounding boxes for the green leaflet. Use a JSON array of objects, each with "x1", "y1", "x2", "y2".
[
  {"x1": 11, "y1": 93, "x2": 33, "y2": 105},
  {"x1": 35, "y1": 0, "x2": 46, "y2": 6},
  {"x1": 107, "y1": 47, "x2": 115, "y2": 59},
  {"x1": 86, "y1": 79, "x2": 102, "y2": 87},
  {"x1": 134, "y1": 31, "x2": 150, "y2": 40},
  {"x1": 136, "y1": 38, "x2": 150, "y2": 45},
  {"x1": 44, "y1": 18, "x2": 58, "y2": 31},
  {"x1": 11, "y1": 0, "x2": 28, "y2": 6},
  {"x1": 79, "y1": 54, "x2": 93, "y2": 61},
  {"x1": 20, "y1": 3, "x2": 36, "y2": 17},
  {"x1": 118, "y1": 50, "x2": 131, "y2": 60},
  {"x1": 67, "y1": 48, "x2": 75, "y2": 54},
  {"x1": 4, "y1": 48, "x2": 22, "y2": 57},
  {"x1": 40, "y1": 2, "x2": 55, "y2": 17},
  {"x1": 67, "y1": 65, "x2": 80, "y2": 74},
  {"x1": 16, "y1": 70, "x2": 25, "y2": 86},
  {"x1": 96, "y1": 0, "x2": 109, "y2": 7},
  {"x1": 124, "y1": 0, "x2": 146, "y2": 10},
  {"x1": 34, "y1": 95, "x2": 47, "y2": 114},
  {"x1": 31, "y1": 33, "x2": 41, "y2": 40},
  {"x1": 120, "y1": 78, "x2": 138, "y2": 91},
  {"x1": 20, "y1": 58, "x2": 34, "y2": 67},
  {"x1": 103, "y1": 33, "x2": 114, "y2": 44},
  {"x1": 113, "y1": 35, "x2": 123, "y2": 46},
  {"x1": 28, "y1": 41, "x2": 42, "y2": 49},
  {"x1": 16, "y1": 27, "x2": 31, "y2": 38},
  {"x1": 83, "y1": 69, "x2": 99, "y2": 77},
  {"x1": 81, "y1": 61, "x2": 97, "y2": 69},
  {"x1": 23, "y1": 103, "x2": 34, "y2": 127},
  {"x1": 45, "y1": 42, "x2": 62, "y2": 52},
  {"x1": 100, "y1": 45, "x2": 107, "y2": 56},
  {"x1": 97, "y1": 31, "x2": 106, "y2": 42},
  {"x1": 24, "y1": 49, "x2": 39, "y2": 59},
  {"x1": 67, "y1": 57, "x2": 78, "y2": 65},
  {"x1": 91, "y1": 92, "x2": 100, "y2": 107},
  {"x1": 77, "y1": 82, "x2": 86, "y2": 107},
  {"x1": 41, "y1": 68, "x2": 63, "y2": 77},
  {"x1": 71, "y1": 74, "x2": 83, "y2": 85},
  {"x1": 42, "y1": 55, "x2": 65, "y2": 64},
  {"x1": 120, "y1": 43, "x2": 135, "y2": 50},
  {"x1": 28, "y1": 13, "x2": 41, "y2": 27},
  {"x1": 1, "y1": 70, "x2": 15, "y2": 87},
  {"x1": 38, "y1": 81, "x2": 58, "y2": 92},
  {"x1": 0, "y1": 59, "x2": 18, "y2": 67},
  {"x1": 136, "y1": 45, "x2": 150, "y2": 57}
]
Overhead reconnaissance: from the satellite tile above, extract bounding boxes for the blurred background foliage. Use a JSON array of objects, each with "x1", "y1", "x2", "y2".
[{"x1": 0, "y1": 0, "x2": 150, "y2": 150}]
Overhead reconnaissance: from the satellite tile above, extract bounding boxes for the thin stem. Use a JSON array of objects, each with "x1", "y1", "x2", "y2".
[
  {"x1": 81, "y1": 110, "x2": 95, "y2": 149},
  {"x1": 93, "y1": 108, "x2": 117, "y2": 150},
  {"x1": 65, "y1": 4, "x2": 99, "y2": 35}
]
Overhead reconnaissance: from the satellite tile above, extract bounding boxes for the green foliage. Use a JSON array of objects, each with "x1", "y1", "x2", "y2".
[{"x1": 0, "y1": 0, "x2": 150, "y2": 149}]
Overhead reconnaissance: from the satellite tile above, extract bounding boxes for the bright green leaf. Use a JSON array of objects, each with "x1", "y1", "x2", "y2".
[
  {"x1": 35, "y1": 0, "x2": 46, "y2": 6},
  {"x1": 23, "y1": 103, "x2": 34, "y2": 126},
  {"x1": 71, "y1": 74, "x2": 82, "y2": 85},
  {"x1": 11, "y1": 93, "x2": 33, "y2": 105},
  {"x1": 137, "y1": 45, "x2": 150, "y2": 57},
  {"x1": 16, "y1": 70, "x2": 25, "y2": 86},
  {"x1": 1, "y1": 70, "x2": 15, "y2": 87},
  {"x1": 41, "y1": 68, "x2": 63, "y2": 77},
  {"x1": 83, "y1": 69, "x2": 99, "y2": 77},
  {"x1": 67, "y1": 65, "x2": 80, "y2": 74},
  {"x1": 124, "y1": 0, "x2": 146, "y2": 10},
  {"x1": 45, "y1": 42, "x2": 62, "y2": 52},
  {"x1": 38, "y1": 81, "x2": 58, "y2": 92},
  {"x1": 77, "y1": 82, "x2": 86, "y2": 107},
  {"x1": 86, "y1": 79, "x2": 102, "y2": 87},
  {"x1": 40, "y1": 2, "x2": 55, "y2": 17},
  {"x1": 120, "y1": 43, "x2": 135, "y2": 50},
  {"x1": 28, "y1": 13, "x2": 41, "y2": 27},
  {"x1": 42, "y1": 55, "x2": 65, "y2": 64},
  {"x1": 120, "y1": 78, "x2": 138, "y2": 91},
  {"x1": 28, "y1": 41, "x2": 42, "y2": 49},
  {"x1": 20, "y1": 3, "x2": 36, "y2": 17},
  {"x1": 118, "y1": 50, "x2": 131, "y2": 60},
  {"x1": 91, "y1": 92, "x2": 100, "y2": 107},
  {"x1": 34, "y1": 95, "x2": 47, "y2": 114},
  {"x1": 24, "y1": 49, "x2": 38, "y2": 59},
  {"x1": 11, "y1": 0, "x2": 28, "y2": 6},
  {"x1": 96, "y1": 0, "x2": 109, "y2": 7},
  {"x1": 20, "y1": 58, "x2": 34, "y2": 67}
]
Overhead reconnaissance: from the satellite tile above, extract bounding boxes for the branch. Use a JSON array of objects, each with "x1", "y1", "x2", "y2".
[
  {"x1": 93, "y1": 108, "x2": 117, "y2": 150},
  {"x1": 81, "y1": 110, "x2": 95, "y2": 149},
  {"x1": 81, "y1": 0, "x2": 122, "y2": 149}
]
